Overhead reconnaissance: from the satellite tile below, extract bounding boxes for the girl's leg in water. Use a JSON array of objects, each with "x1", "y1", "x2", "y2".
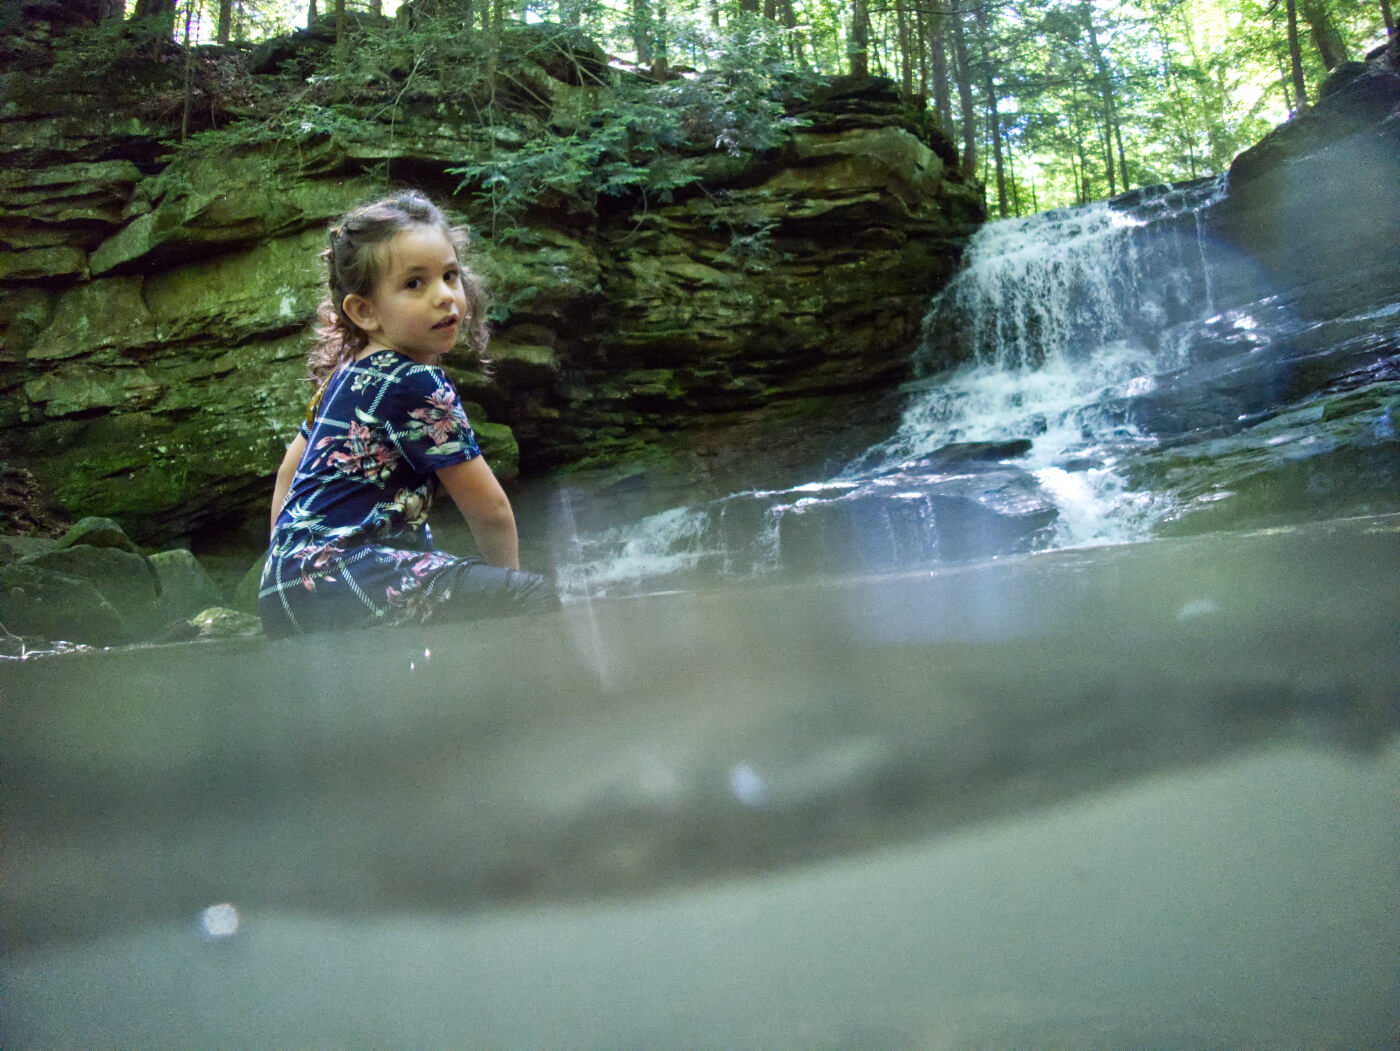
[{"x1": 430, "y1": 558, "x2": 559, "y2": 620}]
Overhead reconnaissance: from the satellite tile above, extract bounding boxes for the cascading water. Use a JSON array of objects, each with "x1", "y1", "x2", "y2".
[
  {"x1": 556, "y1": 171, "x2": 1393, "y2": 597},
  {"x1": 851, "y1": 175, "x2": 1233, "y2": 548}
]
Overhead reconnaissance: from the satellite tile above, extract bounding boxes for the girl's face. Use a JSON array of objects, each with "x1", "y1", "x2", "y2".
[{"x1": 344, "y1": 224, "x2": 468, "y2": 366}]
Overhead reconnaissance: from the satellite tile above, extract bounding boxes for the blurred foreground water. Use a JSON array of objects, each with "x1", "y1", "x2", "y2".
[{"x1": 4, "y1": 514, "x2": 1397, "y2": 1045}]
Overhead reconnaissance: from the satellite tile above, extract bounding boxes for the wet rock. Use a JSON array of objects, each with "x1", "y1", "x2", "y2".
[
  {"x1": 22, "y1": 544, "x2": 158, "y2": 639},
  {"x1": 55, "y1": 515, "x2": 142, "y2": 554},
  {"x1": 187, "y1": 606, "x2": 263, "y2": 639},
  {"x1": 0, "y1": 562, "x2": 128, "y2": 646},
  {"x1": 0, "y1": 535, "x2": 59, "y2": 563},
  {"x1": 1130, "y1": 380, "x2": 1400, "y2": 535},
  {"x1": 150, "y1": 549, "x2": 224, "y2": 625},
  {"x1": 1212, "y1": 52, "x2": 1400, "y2": 318},
  {"x1": 231, "y1": 556, "x2": 266, "y2": 614},
  {"x1": 768, "y1": 464, "x2": 1058, "y2": 575}
]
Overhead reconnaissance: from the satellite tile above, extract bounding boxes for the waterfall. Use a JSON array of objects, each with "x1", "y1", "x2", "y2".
[
  {"x1": 852, "y1": 176, "x2": 1233, "y2": 547},
  {"x1": 556, "y1": 174, "x2": 1350, "y2": 596}
]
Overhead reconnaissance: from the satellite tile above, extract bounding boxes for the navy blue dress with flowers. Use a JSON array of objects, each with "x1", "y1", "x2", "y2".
[{"x1": 259, "y1": 349, "x2": 485, "y2": 638}]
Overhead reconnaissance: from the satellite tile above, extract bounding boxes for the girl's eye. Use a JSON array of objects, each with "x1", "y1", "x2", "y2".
[
  {"x1": 405, "y1": 278, "x2": 421, "y2": 289},
  {"x1": 445, "y1": 270, "x2": 459, "y2": 284}
]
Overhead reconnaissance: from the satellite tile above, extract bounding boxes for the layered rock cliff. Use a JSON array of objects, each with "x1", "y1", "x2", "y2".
[{"x1": 0, "y1": 14, "x2": 984, "y2": 548}]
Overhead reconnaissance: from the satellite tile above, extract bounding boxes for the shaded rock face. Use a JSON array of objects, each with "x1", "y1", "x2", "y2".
[
  {"x1": 1211, "y1": 55, "x2": 1400, "y2": 320},
  {"x1": 0, "y1": 16, "x2": 982, "y2": 549}
]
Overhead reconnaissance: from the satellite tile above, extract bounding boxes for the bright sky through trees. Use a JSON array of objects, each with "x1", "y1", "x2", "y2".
[{"x1": 133, "y1": 0, "x2": 1388, "y2": 213}]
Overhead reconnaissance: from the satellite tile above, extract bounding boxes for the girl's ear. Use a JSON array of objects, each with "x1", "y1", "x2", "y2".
[{"x1": 342, "y1": 293, "x2": 379, "y2": 334}]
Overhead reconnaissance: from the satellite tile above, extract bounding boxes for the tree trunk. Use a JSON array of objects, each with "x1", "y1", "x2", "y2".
[
  {"x1": 780, "y1": 0, "x2": 804, "y2": 66},
  {"x1": 1081, "y1": 3, "x2": 1122, "y2": 196},
  {"x1": 929, "y1": 8, "x2": 951, "y2": 130},
  {"x1": 896, "y1": 0, "x2": 913, "y2": 96},
  {"x1": 181, "y1": 0, "x2": 195, "y2": 141},
  {"x1": 972, "y1": 0, "x2": 1006, "y2": 215},
  {"x1": 849, "y1": 0, "x2": 870, "y2": 77},
  {"x1": 131, "y1": 0, "x2": 176, "y2": 58},
  {"x1": 307, "y1": 0, "x2": 317, "y2": 27},
  {"x1": 632, "y1": 0, "x2": 653, "y2": 66},
  {"x1": 1113, "y1": 115, "x2": 1129, "y2": 191},
  {"x1": 334, "y1": 0, "x2": 347, "y2": 97},
  {"x1": 1005, "y1": 136, "x2": 1020, "y2": 217},
  {"x1": 653, "y1": 0, "x2": 669, "y2": 77},
  {"x1": 132, "y1": 0, "x2": 176, "y2": 17},
  {"x1": 987, "y1": 91, "x2": 1007, "y2": 215},
  {"x1": 1285, "y1": 0, "x2": 1309, "y2": 113},
  {"x1": 1299, "y1": 0, "x2": 1347, "y2": 70},
  {"x1": 950, "y1": 0, "x2": 977, "y2": 180},
  {"x1": 217, "y1": 0, "x2": 231, "y2": 43},
  {"x1": 1382, "y1": 0, "x2": 1395, "y2": 40}
]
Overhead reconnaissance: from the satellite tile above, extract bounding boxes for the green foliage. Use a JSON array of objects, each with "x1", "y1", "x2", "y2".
[
  {"x1": 449, "y1": 87, "x2": 698, "y2": 239},
  {"x1": 449, "y1": 18, "x2": 813, "y2": 240},
  {"x1": 45, "y1": 13, "x2": 177, "y2": 83},
  {"x1": 713, "y1": 212, "x2": 786, "y2": 273}
]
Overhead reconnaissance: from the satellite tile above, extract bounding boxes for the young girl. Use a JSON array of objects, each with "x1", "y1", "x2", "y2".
[{"x1": 259, "y1": 190, "x2": 557, "y2": 638}]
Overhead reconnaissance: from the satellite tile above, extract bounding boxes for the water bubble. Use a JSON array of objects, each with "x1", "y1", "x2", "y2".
[
  {"x1": 728, "y1": 763, "x2": 770, "y2": 808},
  {"x1": 199, "y1": 903, "x2": 239, "y2": 939},
  {"x1": 1177, "y1": 598, "x2": 1222, "y2": 622}
]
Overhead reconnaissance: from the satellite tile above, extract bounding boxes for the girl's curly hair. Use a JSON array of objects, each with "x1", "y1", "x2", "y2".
[{"x1": 307, "y1": 189, "x2": 491, "y2": 385}]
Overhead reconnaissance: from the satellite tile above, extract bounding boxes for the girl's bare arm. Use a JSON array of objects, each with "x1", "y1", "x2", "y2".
[
  {"x1": 435, "y1": 456, "x2": 520, "y2": 569},
  {"x1": 270, "y1": 434, "x2": 307, "y2": 538}
]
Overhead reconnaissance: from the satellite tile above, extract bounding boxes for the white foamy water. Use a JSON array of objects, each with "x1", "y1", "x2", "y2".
[
  {"x1": 558, "y1": 505, "x2": 721, "y2": 597},
  {"x1": 858, "y1": 186, "x2": 1232, "y2": 547}
]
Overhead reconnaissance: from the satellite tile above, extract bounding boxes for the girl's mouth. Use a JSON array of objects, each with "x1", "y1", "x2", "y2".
[{"x1": 432, "y1": 315, "x2": 458, "y2": 330}]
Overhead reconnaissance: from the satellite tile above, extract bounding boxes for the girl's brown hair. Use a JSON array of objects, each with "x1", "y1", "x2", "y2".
[{"x1": 307, "y1": 189, "x2": 490, "y2": 384}]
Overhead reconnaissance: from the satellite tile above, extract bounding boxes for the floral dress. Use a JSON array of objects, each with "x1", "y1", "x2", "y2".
[{"x1": 259, "y1": 349, "x2": 484, "y2": 638}]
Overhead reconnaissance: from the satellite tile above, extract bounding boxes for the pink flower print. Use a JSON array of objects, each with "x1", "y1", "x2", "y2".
[
  {"x1": 408, "y1": 387, "x2": 466, "y2": 446},
  {"x1": 298, "y1": 542, "x2": 345, "y2": 590},
  {"x1": 322, "y1": 420, "x2": 398, "y2": 484}
]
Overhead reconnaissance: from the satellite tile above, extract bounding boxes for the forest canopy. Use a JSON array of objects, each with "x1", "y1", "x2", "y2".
[{"x1": 37, "y1": 0, "x2": 1396, "y2": 213}]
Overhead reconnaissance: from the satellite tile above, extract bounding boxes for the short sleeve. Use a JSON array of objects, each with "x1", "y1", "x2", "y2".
[{"x1": 386, "y1": 364, "x2": 481, "y2": 475}]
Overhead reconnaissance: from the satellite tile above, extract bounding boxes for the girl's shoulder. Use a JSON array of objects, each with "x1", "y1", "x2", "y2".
[
  {"x1": 354, "y1": 350, "x2": 452, "y2": 386},
  {"x1": 340, "y1": 352, "x2": 459, "y2": 419}
]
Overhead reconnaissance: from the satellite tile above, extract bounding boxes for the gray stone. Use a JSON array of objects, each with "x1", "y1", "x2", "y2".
[
  {"x1": 232, "y1": 555, "x2": 266, "y2": 614},
  {"x1": 0, "y1": 536, "x2": 59, "y2": 564},
  {"x1": 24, "y1": 544, "x2": 159, "y2": 639},
  {"x1": 188, "y1": 606, "x2": 264, "y2": 639},
  {"x1": 56, "y1": 517, "x2": 142, "y2": 554},
  {"x1": 150, "y1": 549, "x2": 225, "y2": 626},
  {"x1": 0, "y1": 563, "x2": 129, "y2": 646}
]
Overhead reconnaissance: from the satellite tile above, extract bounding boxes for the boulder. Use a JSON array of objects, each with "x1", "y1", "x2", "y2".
[
  {"x1": 150, "y1": 549, "x2": 225, "y2": 626},
  {"x1": 1212, "y1": 55, "x2": 1400, "y2": 318},
  {"x1": 22, "y1": 544, "x2": 159, "y2": 641},
  {"x1": 0, "y1": 562, "x2": 128, "y2": 646},
  {"x1": 55, "y1": 515, "x2": 142, "y2": 554},
  {"x1": 188, "y1": 606, "x2": 263, "y2": 639},
  {"x1": 231, "y1": 555, "x2": 266, "y2": 614}
]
